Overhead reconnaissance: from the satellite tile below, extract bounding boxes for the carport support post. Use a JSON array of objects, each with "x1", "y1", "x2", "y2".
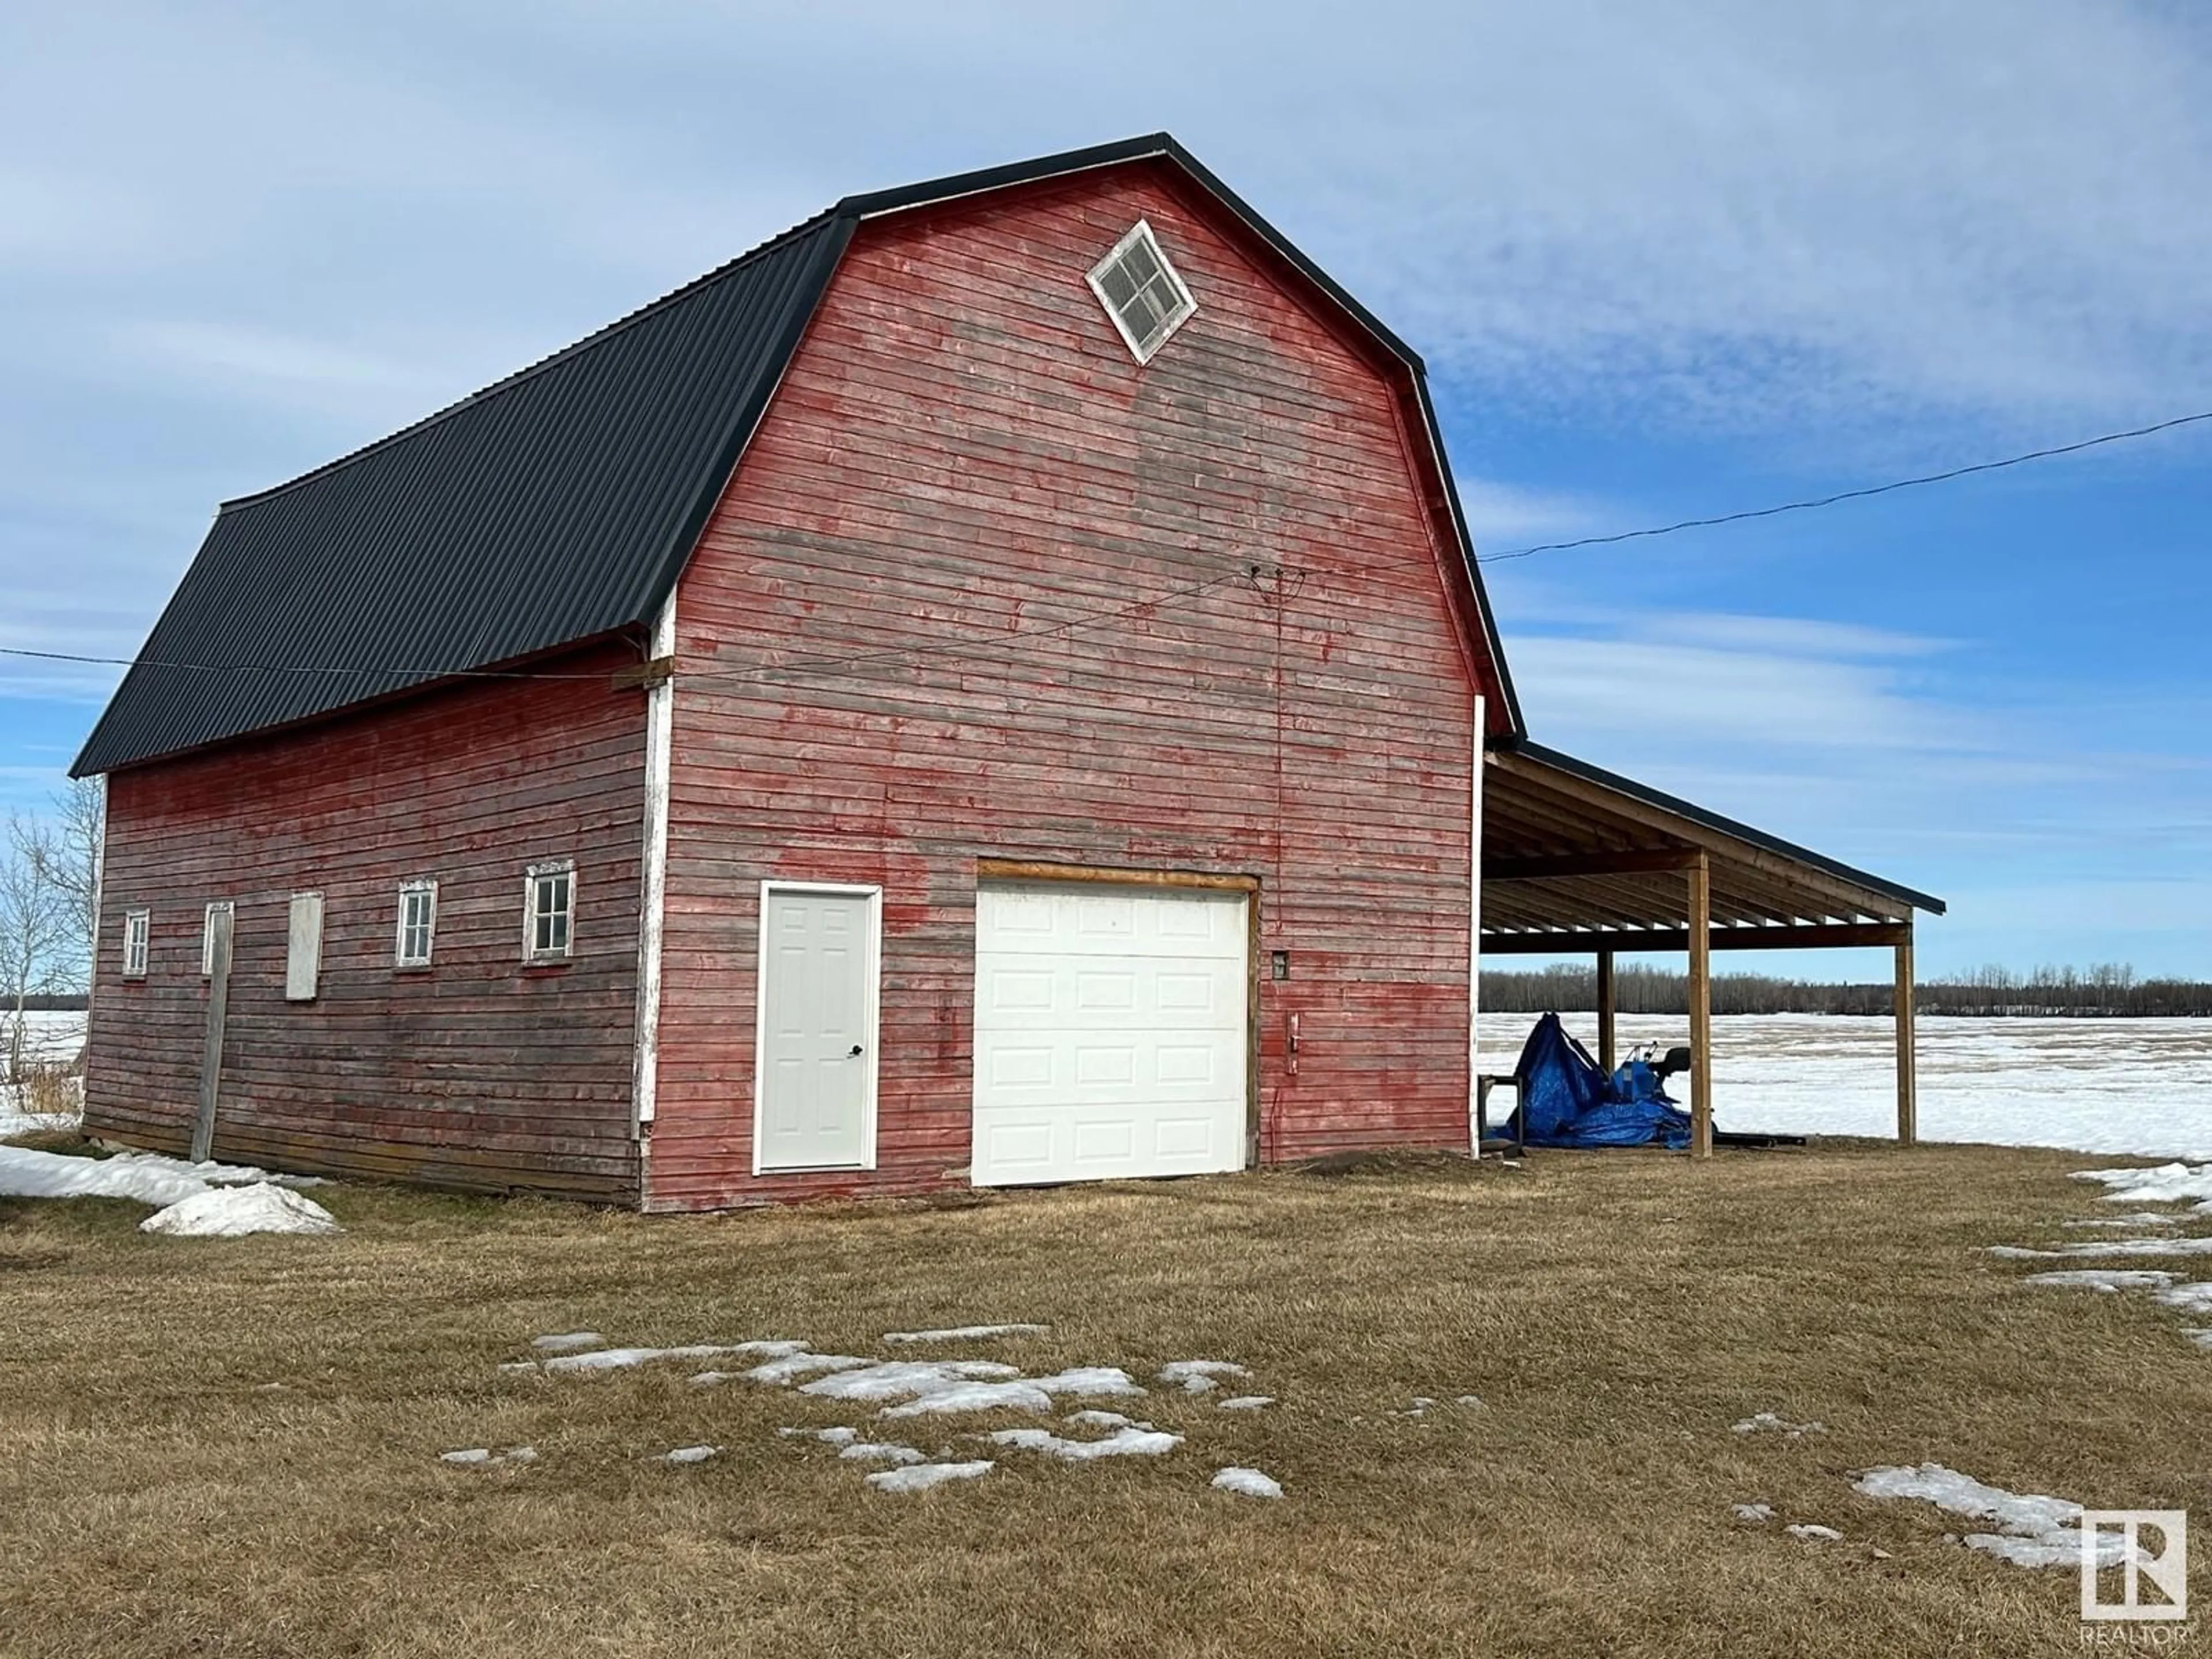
[
  {"x1": 1596, "y1": 948, "x2": 1617, "y2": 1075},
  {"x1": 1687, "y1": 854, "x2": 1713, "y2": 1160},
  {"x1": 1895, "y1": 927, "x2": 1917, "y2": 1146}
]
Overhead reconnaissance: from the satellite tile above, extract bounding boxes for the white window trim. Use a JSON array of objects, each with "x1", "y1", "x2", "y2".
[
  {"x1": 202, "y1": 901, "x2": 233, "y2": 979},
  {"x1": 523, "y1": 860, "x2": 577, "y2": 964},
  {"x1": 1086, "y1": 218, "x2": 1198, "y2": 365},
  {"x1": 121, "y1": 908, "x2": 149, "y2": 980},
  {"x1": 396, "y1": 879, "x2": 438, "y2": 969},
  {"x1": 751, "y1": 880, "x2": 883, "y2": 1177}
]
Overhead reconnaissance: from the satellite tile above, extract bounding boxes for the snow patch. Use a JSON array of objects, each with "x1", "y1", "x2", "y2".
[
  {"x1": 1211, "y1": 1466, "x2": 1283, "y2": 1499},
  {"x1": 2065, "y1": 1213, "x2": 2180, "y2": 1229},
  {"x1": 798, "y1": 1359, "x2": 1022, "y2": 1402},
  {"x1": 840, "y1": 1442, "x2": 925, "y2": 1465},
  {"x1": 441, "y1": 1446, "x2": 535, "y2": 1467},
  {"x1": 2022, "y1": 1269, "x2": 2178, "y2": 1293},
  {"x1": 1158, "y1": 1360, "x2": 1249, "y2": 1394},
  {"x1": 744, "y1": 1350, "x2": 873, "y2": 1385},
  {"x1": 531, "y1": 1332, "x2": 604, "y2": 1353},
  {"x1": 660, "y1": 1445, "x2": 719, "y2": 1464},
  {"x1": 987, "y1": 1425, "x2": 1182, "y2": 1461},
  {"x1": 1990, "y1": 1237, "x2": 2212, "y2": 1260},
  {"x1": 0, "y1": 1145, "x2": 320, "y2": 1207},
  {"x1": 1031, "y1": 1366, "x2": 1145, "y2": 1398},
  {"x1": 2153, "y1": 1282, "x2": 2212, "y2": 1314},
  {"x1": 2074, "y1": 1162, "x2": 2212, "y2": 1206},
  {"x1": 1787, "y1": 1523, "x2": 1843, "y2": 1543},
  {"x1": 139, "y1": 1183, "x2": 340, "y2": 1237},
  {"x1": 1064, "y1": 1409, "x2": 1138, "y2": 1430},
  {"x1": 1732, "y1": 1502, "x2": 1775, "y2": 1522},
  {"x1": 1732, "y1": 1412, "x2": 1825, "y2": 1437},
  {"x1": 1853, "y1": 1463, "x2": 2133, "y2": 1568},
  {"x1": 1217, "y1": 1396, "x2": 1274, "y2": 1411},
  {"x1": 541, "y1": 1344, "x2": 738, "y2": 1374},
  {"x1": 866, "y1": 1459, "x2": 994, "y2": 1493},
  {"x1": 879, "y1": 1380, "x2": 1055, "y2": 1417},
  {"x1": 882, "y1": 1324, "x2": 1048, "y2": 1343},
  {"x1": 777, "y1": 1426, "x2": 858, "y2": 1445}
]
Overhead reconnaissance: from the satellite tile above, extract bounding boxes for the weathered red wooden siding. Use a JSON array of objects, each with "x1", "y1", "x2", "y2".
[
  {"x1": 85, "y1": 641, "x2": 647, "y2": 1201},
  {"x1": 646, "y1": 162, "x2": 1491, "y2": 1209}
]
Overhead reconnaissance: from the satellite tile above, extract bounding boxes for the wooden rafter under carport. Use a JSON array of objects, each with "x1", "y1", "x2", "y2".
[{"x1": 1478, "y1": 741, "x2": 1945, "y2": 1157}]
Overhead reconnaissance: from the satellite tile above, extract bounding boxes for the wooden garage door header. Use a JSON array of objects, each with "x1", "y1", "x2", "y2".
[{"x1": 975, "y1": 858, "x2": 1262, "y2": 894}]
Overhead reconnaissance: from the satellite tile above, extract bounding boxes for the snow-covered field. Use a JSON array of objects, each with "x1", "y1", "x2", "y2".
[
  {"x1": 7, "y1": 1007, "x2": 85, "y2": 1061},
  {"x1": 2, "y1": 1007, "x2": 87, "y2": 1131},
  {"x1": 1482, "y1": 1013, "x2": 2212, "y2": 1160}
]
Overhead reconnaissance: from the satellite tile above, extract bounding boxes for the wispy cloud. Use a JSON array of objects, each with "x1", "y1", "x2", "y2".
[
  {"x1": 1454, "y1": 479, "x2": 1610, "y2": 546},
  {"x1": 108, "y1": 320, "x2": 449, "y2": 422}
]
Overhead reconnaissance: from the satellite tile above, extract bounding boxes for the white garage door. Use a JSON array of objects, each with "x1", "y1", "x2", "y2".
[{"x1": 972, "y1": 881, "x2": 1249, "y2": 1187}]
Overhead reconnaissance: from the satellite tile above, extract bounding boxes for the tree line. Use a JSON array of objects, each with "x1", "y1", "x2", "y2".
[{"x1": 1480, "y1": 961, "x2": 2212, "y2": 1018}]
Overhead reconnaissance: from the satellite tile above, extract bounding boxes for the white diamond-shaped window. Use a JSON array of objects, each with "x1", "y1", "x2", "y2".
[{"x1": 1086, "y1": 221, "x2": 1197, "y2": 364}]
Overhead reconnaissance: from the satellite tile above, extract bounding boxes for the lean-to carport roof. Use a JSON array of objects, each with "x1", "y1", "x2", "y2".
[
  {"x1": 73, "y1": 133, "x2": 1520, "y2": 777},
  {"x1": 1480, "y1": 739, "x2": 1944, "y2": 953}
]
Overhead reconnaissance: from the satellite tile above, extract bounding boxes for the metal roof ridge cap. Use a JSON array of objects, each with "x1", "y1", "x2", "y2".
[{"x1": 831, "y1": 133, "x2": 1177, "y2": 221}]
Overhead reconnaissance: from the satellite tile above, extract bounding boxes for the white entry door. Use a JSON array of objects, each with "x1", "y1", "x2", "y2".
[
  {"x1": 754, "y1": 884, "x2": 880, "y2": 1172},
  {"x1": 972, "y1": 881, "x2": 1249, "y2": 1187}
]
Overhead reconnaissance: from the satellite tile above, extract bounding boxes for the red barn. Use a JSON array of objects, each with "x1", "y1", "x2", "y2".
[{"x1": 73, "y1": 136, "x2": 1940, "y2": 1207}]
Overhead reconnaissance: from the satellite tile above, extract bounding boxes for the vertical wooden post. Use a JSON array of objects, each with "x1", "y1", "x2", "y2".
[
  {"x1": 191, "y1": 906, "x2": 234, "y2": 1164},
  {"x1": 1895, "y1": 927, "x2": 1917, "y2": 1146},
  {"x1": 1687, "y1": 855, "x2": 1713, "y2": 1160},
  {"x1": 1596, "y1": 948, "x2": 1617, "y2": 1075}
]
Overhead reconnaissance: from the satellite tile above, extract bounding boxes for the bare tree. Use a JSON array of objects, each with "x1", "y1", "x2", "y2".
[
  {"x1": 1, "y1": 812, "x2": 70, "y2": 1082},
  {"x1": 46, "y1": 777, "x2": 103, "y2": 986}
]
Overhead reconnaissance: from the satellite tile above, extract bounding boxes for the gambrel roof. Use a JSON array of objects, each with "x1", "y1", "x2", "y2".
[{"x1": 73, "y1": 134, "x2": 1523, "y2": 776}]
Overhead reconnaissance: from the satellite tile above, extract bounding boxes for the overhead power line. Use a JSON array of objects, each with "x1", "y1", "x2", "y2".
[
  {"x1": 4, "y1": 406, "x2": 2206, "y2": 687},
  {"x1": 1478, "y1": 407, "x2": 2212, "y2": 563}
]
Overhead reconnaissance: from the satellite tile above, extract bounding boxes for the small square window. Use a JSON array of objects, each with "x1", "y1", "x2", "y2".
[
  {"x1": 202, "y1": 901, "x2": 234, "y2": 979},
  {"x1": 121, "y1": 909, "x2": 150, "y2": 979},
  {"x1": 396, "y1": 880, "x2": 438, "y2": 968},
  {"x1": 524, "y1": 862, "x2": 575, "y2": 963},
  {"x1": 1087, "y1": 220, "x2": 1197, "y2": 364}
]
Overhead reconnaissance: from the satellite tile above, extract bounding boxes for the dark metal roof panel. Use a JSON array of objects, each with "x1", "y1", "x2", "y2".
[{"x1": 73, "y1": 214, "x2": 850, "y2": 776}]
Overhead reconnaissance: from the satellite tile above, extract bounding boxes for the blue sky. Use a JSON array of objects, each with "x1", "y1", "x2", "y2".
[{"x1": 5, "y1": 1, "x2": 2211, "y2": 975}]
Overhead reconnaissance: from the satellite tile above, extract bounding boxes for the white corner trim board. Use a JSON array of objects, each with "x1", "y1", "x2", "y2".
[
  {"x1": 1467, "y1": 691, "x2": 1484, "y2": 1150},
  {"x1": 633, "y1": 594, "x2": 675, "y2": 1132}
]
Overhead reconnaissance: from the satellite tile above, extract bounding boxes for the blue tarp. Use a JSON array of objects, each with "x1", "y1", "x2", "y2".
[{"x1": 1510, "y1": 1013, "x2": 1694, "y2": 1149}]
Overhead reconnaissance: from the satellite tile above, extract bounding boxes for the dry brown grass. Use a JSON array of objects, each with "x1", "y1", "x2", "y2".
[
  {"x1": 9, "y1": 1060, "x2": 81, "y2": 1120},
  {"x1": 2, "y1": 1140, "x2": 2207, "y2": 1657}
]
